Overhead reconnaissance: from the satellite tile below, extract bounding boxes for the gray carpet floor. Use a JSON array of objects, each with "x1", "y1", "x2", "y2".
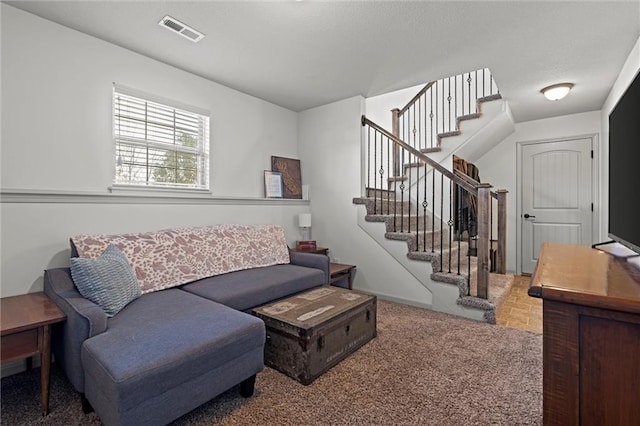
[{"x1": 1, "y1": 300, "x2": 542, "y2": 425}]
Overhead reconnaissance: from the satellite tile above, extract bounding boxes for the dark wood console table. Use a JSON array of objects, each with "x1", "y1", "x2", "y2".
[{"x1": 529, "y1": 243, "x2": 640, "y2": 426}]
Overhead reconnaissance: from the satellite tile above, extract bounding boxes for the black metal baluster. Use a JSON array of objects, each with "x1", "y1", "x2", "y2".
[
  {"x1": 447, "y1": 77, "x2": 452, "y2": 133},
  {"x1": 415, "y1": 156, "x2": 420, "y2": 245},
  {"x1": 440, "y1": 173, "x2": 444, "y2": 272},
  {"x1": 423, "y1": 163, "x2": 428, "y2": 252},
  {"x1": 455, "y1": 74, "x2": 458, "y2": 121},
  {"x1": 412, "y1": 104, "x2": 417, "y2": 151},
  {"x1": 392, "y1": 135, "x2": 397, "y2": 232},
  {"x1": 483, "y1": 68, "x2": 486, "y2": 98},
  {"x1": 399, "y1": 147, "x2": 405, "y2": 234},
  {"x1": 441, "y1": 80, "x2": 445, "y2": 137},
  {"x1": 366, "y1": 125, "x2": 371, "y2": 193},
  {"x1": 467, "y1": 201, "x2": 472, "y2": 295},
  {"x1": 475, "y1": 70, "x2": 478, "y2": 113},
  {"x1": 457, "y1": 188, "x2": 462, "y2": 276},
  {"x1": 400, "y1": 113, "x2": 405, "y2": 180},
  {"x1": 418, "y1": 93, "x2": 422, "y2": 152},
  {"x1": 461, "y1": 73, "x2": 465, "y2": 116},
  {"x1": 378, "y1": 132, "x2": 384, "y2": 214},
  {"x1": 467, "y1": 73, "x2": 472, "y2": 115},
  {"x1": 432, "y1": 166, "x2": 436, "y2": 253},
  {"x1": 429, "y1": 87, "x2": 434, "y2": 149},
  {"x1": 408, "y1": 149, "x2": 412, "y2": 234},
  {"x1": 448, "y1": 180, "x2": 453, "y2": 273},
  {"x1": 387, "y1": 132, "x2": 391, "y2": 216},
  {"x1": 373, "y1": 129, "x2": 377, "y2": 212}
]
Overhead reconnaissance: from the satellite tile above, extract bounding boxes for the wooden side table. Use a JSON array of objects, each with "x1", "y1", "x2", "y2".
[
  {"x1": 329, "y1": 263, "x2": 357, "y2": 289},
  {"x1": 292, "y1": 246, "x2": 329, "y2": 255},
  {"x1": 1, "y1": 292, "x2": 66, "y2": 416}
]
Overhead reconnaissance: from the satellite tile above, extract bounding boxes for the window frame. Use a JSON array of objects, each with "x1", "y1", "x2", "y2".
[{"x1": 112, "y1": 84, "x2": 211, "y2": 192}]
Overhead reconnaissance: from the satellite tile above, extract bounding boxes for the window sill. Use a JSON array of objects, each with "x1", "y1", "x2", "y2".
[{"x1": 109, "y1": 184, "x2": 212, "y2": 197}]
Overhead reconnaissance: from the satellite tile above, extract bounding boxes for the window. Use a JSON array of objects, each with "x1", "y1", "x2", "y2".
[{"x1": 113, "y1": 85, "x2": 210, "y2": 190}]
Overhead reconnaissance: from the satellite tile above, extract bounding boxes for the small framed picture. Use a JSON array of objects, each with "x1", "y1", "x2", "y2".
[{"x1": 264, "y1": 170, "x2": 283, "y2": 198}]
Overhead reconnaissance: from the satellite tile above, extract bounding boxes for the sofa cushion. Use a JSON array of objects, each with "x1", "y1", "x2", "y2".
[
  {"x1": 70, "y1": 224, "x2": 291, "y2": 294},
  {"x1": 81, "y1": 289, "x2": 265, "y2": 414},
  {"x1": 180, "y1": 264, "x2": 325, "y2": 311},
  {"x1": 70, "y1": 245, "x2": 141, "y2": 317}
]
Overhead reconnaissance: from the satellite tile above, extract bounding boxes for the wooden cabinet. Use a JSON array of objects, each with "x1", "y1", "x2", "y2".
[{"x1": 529, "y1": 243, "x2": 640, "y2": 425}]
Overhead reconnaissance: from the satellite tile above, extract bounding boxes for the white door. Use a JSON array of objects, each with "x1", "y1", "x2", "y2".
[{"x1": 520, "y1": 138, "x2": 593, "y2": 274}]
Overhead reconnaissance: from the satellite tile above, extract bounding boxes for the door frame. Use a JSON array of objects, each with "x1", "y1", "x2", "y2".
[{"x1": 516, "y1": 133, "x2": 600, "y2": 275}]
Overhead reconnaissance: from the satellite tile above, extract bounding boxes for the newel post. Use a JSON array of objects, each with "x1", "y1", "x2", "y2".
[
  {"x1": 495, "y1": 189, "x2": 508, "y2": 274},
  {"x1": 391, "y1": 108, "x2": 400, "y2": 178},
  {"x1": 476, "y1": 185, "x2": 492, "y2": 299}
]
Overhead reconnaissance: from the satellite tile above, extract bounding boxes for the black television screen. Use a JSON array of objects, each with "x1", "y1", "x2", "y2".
[{"x1": 608, "y1": 70, "x2": 640, "y2": 254}]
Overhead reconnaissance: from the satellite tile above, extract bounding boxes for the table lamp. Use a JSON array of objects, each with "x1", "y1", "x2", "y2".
[{"x1": 298, "y1": 213, "x2": 312, "y2": 240}]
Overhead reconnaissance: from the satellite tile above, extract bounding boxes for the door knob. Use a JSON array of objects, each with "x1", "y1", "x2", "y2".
[{"x1": 524, "y1": 213, "x2": 536, "y2": 219}]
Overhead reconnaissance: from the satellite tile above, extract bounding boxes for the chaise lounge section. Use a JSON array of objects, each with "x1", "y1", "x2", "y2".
[{"x1": 44, "y1": 224, "x2": 329, "y2": 425}]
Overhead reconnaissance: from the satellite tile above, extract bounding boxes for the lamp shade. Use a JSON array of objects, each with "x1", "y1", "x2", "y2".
[
  {"x1": 298, "y1": 213, "x2": 311, "y2": 227},
  {"x1": 541, "y1": 83, "x2": 573, "y2": 101}
]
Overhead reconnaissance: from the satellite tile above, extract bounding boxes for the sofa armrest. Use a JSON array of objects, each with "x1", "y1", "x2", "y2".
[
  {"x1": 44, "y1": 268, "x2": 108, "y2": 393},
  {"x1": 289, "y1": 251, "x2": 330, "y2": 284}
]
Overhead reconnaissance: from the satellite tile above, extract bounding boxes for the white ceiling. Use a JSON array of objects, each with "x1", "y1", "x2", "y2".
[{"x1": 5, "y1": 1, "x2": 640, "y2": 122}]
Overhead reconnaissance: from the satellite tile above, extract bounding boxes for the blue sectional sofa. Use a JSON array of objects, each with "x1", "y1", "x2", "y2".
[{"x1": 44, "y1": 225, "x2": 329, "y2": 426}]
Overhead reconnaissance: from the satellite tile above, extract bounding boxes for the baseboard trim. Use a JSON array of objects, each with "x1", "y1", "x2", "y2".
[
  {"x1": 364, "y1": 290, "x2": 433, "y2": 310},
  {"x1": 0, "y1": 359, "x2": 31, "y2": 378}
]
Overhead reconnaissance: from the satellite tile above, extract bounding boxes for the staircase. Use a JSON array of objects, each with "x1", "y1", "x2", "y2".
[{"x1": 353, "y1": 69, "x2": 513, "y2": 323}]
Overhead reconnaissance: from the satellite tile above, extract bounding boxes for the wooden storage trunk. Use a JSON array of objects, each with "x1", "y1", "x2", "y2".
[{"x1": 253, "y1": 287, "x2": 377, "y2": 385}]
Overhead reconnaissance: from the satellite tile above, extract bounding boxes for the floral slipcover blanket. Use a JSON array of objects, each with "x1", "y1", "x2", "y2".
[{"x1": 71, "y1": 224, "x2": 291, "y2": 294}]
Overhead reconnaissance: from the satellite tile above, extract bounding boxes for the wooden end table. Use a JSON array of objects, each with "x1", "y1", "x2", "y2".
[
  {"x1": 292, "y1": 246, "x2": 329, "y2": 255},
  {"x1": 1, "y1": 292, "x2": 66, "y2": 416},
  {"x1": 329, "y1": 263, "x2": 356, "y2": 289}
]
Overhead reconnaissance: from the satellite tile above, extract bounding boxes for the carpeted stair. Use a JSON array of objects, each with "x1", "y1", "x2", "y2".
[
  {"x1": 353, "y1": 192, "x2": 513, "y2": 323},
  {"x1": 355, "y1": 85, "x2": 511, "y2": 322}
]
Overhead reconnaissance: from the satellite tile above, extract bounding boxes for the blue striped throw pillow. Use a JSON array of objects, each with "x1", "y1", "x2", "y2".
[{"x1": 70, "y1": 244, "x2": 141, "y2": 317}]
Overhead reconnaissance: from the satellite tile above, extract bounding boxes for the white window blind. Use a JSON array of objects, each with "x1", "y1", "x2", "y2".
[{"x1": 113, "y1": 85, "x2": 210, "y2": 190}]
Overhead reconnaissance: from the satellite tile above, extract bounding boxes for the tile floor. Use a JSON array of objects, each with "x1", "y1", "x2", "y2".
[{"x1": 496, "y1": 275, "x2": 543, "y2": 334}]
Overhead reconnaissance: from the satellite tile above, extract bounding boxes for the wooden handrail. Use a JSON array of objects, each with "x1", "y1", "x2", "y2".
[
  {"x1": 398, "y1": 82, "x2": 435, "y2": 115},
  {"x1": 361, "y1": 115, "x2": 481, "y2": 195}
]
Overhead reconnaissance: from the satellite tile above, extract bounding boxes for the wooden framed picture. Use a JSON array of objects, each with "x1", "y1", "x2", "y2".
[
  {"x1": 271, "y1": 156, "x2": 302, "y2": 199},
  {"x1": 264, "y1": 170, "x2": 283, "y2": 198}
]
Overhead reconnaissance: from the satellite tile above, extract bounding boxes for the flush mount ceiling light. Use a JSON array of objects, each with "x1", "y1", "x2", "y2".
[
  {"x1": 158, "y1": 15, "x2": 205, "y2": 43},
  {"x1": 541, "y1": 83, "x2": 574, "y2": 101}
]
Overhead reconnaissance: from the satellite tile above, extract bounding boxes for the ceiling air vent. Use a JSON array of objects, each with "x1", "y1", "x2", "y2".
[{"x1": 158, "y1": 15, "x2": 205, "y2": 43}]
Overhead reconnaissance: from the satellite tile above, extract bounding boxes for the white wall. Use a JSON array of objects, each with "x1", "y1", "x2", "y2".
[
  {"x1": 474, "y1": 111, "x2": 602, "y2": 273},
  {"x1": 298, "y1": 96, "x2": 433, "y2": 306},
  {"x1": 600, "y1": 36, "x2": 640, "y2": 244},
  {"x1": 0, "y1": 5, "x2": 307, "y2": 297},
  {"x1": 364, "y1": 83, "x2": 424, "y2": 130},
  {"x1": 1, "y1": 5, "x2": 298, "y2": 196}
]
